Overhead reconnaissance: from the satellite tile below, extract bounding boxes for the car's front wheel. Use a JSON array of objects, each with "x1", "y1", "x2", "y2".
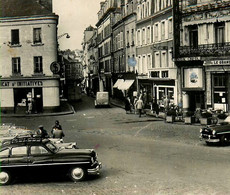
[
  {"x1": 69, "y1": 167, "x2": 87, "y2": 182},
  {"x1": 0, "y1": 171, "x2": 12, "y2": 185},
  {"x1": 220, "y1": 135, "x2": 228, "y2": 146}
]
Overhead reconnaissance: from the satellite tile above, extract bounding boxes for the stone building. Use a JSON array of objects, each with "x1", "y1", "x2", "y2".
[
  {"x1": 96, "y1": 0, "x2": 118, "y2": 95},
  {"x1": 136, "y1": 0, "x2": 177, "y2": 108},
  {"x1": 0, "y1": 0, "x2": 59, "y2": 114},
  {"x1": 175, "y1": 0, "x2": 230, "y2": 112}
]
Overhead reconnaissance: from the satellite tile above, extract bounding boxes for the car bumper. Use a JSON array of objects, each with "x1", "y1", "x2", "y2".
[
  {"x1": 200, "y1": 135, "x2": 219, "y2": 143},
  {"x1": 87, "y1": 162, "x2": 102, "y2": 175}
]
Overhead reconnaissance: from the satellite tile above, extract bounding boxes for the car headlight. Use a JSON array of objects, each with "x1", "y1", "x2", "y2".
[
  {"x1": 200, "y1": 128, "x2": 203, "y2": 133},
  {"x1": 212, "y1": 130, "x2": 216, "y2": 135}
]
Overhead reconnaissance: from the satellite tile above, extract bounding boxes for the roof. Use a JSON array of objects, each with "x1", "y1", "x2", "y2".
[{"x1": 0, "y1": 0, "x2": 53, "y2": 17}]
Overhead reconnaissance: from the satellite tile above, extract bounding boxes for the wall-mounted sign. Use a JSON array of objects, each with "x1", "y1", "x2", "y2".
[
  {"x1": 128, "y1": 57, "x2": 137, "y2": 67},
  {"x1": 1, "y1": 81, "x2": 43, "y2": 87},
  {"x1": 184, "y1": 68, "x2": 203, "y2": 88},
  {"x1": 50, "y1": 62, "x2": 61, "y2": 74},
  {"x1": 204, "y1": 60, "x2": 230, "y2": 66}
]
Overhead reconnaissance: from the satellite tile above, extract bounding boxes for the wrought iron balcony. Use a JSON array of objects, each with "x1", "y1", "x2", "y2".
[{"x1": 179, "y1": 42, "x2": 230, "y2": 57}]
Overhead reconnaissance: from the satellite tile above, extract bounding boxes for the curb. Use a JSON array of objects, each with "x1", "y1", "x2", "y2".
[{"x1": 1, "y1": 105, "x2": 75, "y2": 118}]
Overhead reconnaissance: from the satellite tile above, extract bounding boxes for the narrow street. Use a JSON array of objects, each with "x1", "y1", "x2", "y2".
[{"x1": 1, "y1": 95, "x2": 230, "y2": 194}]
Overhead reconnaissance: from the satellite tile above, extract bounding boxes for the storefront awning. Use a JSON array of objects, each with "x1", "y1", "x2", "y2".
[
  {"x1": 113, "y1": 79, "x2": 124, "y2": 88},
  {"x1": 119, "y1": 80, "x2": 134, "y2": 90},
  {"x1": 113, "y1": 79, "x2": 135, "y2": 90}
]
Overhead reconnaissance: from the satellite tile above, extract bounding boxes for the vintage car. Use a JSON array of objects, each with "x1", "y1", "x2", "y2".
[
  {"x1": 200, "y1": 115, "x2": 230, "y2": 145},
  {"x1": 0, "y1": 137, "x2": 102, "y2": 185},
  {"x1": 94, "y1": 91, "x2": 110, "y2": 108}
]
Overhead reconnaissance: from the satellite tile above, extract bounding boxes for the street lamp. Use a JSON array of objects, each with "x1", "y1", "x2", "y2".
[{"x1": 58, "y1": 33, "x2": 70, "y2": 40}]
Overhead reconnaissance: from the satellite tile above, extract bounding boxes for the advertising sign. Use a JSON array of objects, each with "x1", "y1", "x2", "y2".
[{"x1": 184, "y1": 68, "x2": 203, "y2": 88}]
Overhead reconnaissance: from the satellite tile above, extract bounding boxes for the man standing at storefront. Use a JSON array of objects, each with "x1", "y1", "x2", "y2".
[{"x1": 135, "y1": 97, "x2": 144, "y2": 117}]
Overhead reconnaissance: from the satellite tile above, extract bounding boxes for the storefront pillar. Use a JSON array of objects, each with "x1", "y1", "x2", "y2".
[
  {"x1": 182, "y1": 92, "x2": 189, "y2": 112},
  {"x1": 206, "y1": 71, "x2": 212, "y2": 109},
  {"x1": 227, "y1": 73, "x2": 230, "y2": 113}
]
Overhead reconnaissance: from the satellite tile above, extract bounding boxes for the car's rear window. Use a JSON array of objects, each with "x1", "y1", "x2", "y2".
[{"x1": 11, "y1": 146, "x2": 27, "y2": 156}]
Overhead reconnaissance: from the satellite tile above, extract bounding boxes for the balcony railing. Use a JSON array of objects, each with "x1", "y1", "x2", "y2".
[{"x1": 179, "y1": 42, "x2": 230, "y2": 57}]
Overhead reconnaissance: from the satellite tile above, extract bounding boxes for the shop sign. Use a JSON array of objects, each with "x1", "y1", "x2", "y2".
[
  {"x1": 176, "y1": 56, "x2": 201, "y2": 61},
  {"x1": 204, "y1": 60, "x2": 230, "y2": 66},
  {"x1": 184, "y1": 68, "x2": 203, "y2": 88},
  {"x1": 1, "y1": 81, "x2": 43, "y2": 87}
]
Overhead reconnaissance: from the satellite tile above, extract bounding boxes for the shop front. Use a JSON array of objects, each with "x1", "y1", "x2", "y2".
[
  {"x1": 0, "y1": 78, "x2": 60, "y2": 114},
  {"x1": 182, "y1": 67, "x2": 205, "y2": 111}
]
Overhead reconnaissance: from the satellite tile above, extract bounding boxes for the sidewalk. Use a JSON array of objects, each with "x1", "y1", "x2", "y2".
[
  {"x1": 110, "y1": 98, "x2": 165, "y2": 119},
  {"x1": 1, "y1": 100, "x2": 75, "y2": 118}
]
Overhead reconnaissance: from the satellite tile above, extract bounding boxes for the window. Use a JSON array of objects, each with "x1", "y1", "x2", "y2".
[
  {"x1": 214, "y1": 74, "x2": 226, "y2": 87},
  {"x1": 168, "y1": 18, "x2": 173, "y2": 39},
  {"x1": 0, "y1": 149, "x2": 10, "y2": 157},
  {"x1": 162, "y1": 71, "x2": 169, "y2": 78},
  {"x1": 127, "y1": 30, "x2": 130, "y2": 46},
  {"x1": 215, "y1": 22, "x2": 225, "y2": 45},
  {"x1": 11, "y1": 146, "x2": 27, "y2": 156},
  {"x1": 151, "y1": 71, "x2": 160, "y2": 77},
  {"x1": 155, "y1": 24, "x2": 158, "y2": 41},
  {"x1": 131, "y1": 29, "x2": 135, "y2": 46},
  {"x1": 147, "y1": 26, "x2": 151, "y2": 44},
  {"x1": 31, "y1": 146, "x2": 48, "y2": 155},
  {"x1": 189, "y1": 25, "x2": 198, "y2": 48},
  {"x1": 34, "y1": 56, "x2": 43, "y2": 73},
  {"x1": 33, "y1": 28, "x2": 42, "y2": 44},
  {"x1": 155, "y1": 52, "x2": 160, "y2": 67},
  {"x1": 142, "y1": 28, "x2": 146, "y2": 45},
  {"x1": 11, "y1": 29, "x2": 19, "y2": 45},
  {"x1": 137, "y1": 29, "x2": 141, "y2": 46},
  {"x1": 161, "y1": 52, "x2": 167, "y2": 67},
  {"x1": 147, "y1": 54, "x2": 152, "y2": 68},
  {"x1": 161, "y1": 21, "x2": 165, "y2": 40},
  {"x1": 12, "y1": 57, "x2": 21, "y2": 74}
]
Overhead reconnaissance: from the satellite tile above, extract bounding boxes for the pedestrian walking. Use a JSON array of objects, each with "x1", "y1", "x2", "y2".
[
  {"x1": 135, "y1": 97, "x2": 144, "y2": 117},
  {"x1": 124, "y1": 97, "x2": 131, "y2": 114},
  {"x1": 133, "y1": 96, "x2": 138, "y2": 114},
  {"x1": 36, "y1": 125, "x2": 49, "y2": 138},
  {"x1": 51, "y1": 120, "x2": 65, "y2": 139},
  {"x1": 152, "y1": 100, "x2": 160, "y2": 117}
]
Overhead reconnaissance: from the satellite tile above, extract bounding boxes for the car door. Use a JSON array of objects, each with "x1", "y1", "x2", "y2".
[
  {"x1": 8, "y1": 146, "x2": 29, "y2": 175},
  {"x1": 28, "y1": 145, "x2": 54, "y2": 174},
  {"x1": 0, "y1": 148, "x2": 10, "y2": 166}
]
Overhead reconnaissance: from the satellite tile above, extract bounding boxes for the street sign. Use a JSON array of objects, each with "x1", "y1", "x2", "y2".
[{"x1": 50, "y1": 62, "x2": 61, "y2": 74}]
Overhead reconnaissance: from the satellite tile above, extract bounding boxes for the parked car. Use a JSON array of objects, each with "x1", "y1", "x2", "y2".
[
  {"x1": 200, "y1": 115, "x2": 230, "y2": 145},
  {"x1": 0, "y1": 136, "x2": 102, "y2": 185},
  {"x1": 95, "y1": 92, "x2": 109, "y2": 108}
]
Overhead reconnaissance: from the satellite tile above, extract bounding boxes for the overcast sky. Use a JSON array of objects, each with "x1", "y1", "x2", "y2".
[{"x1": 53, "y1": 0, "x2": 102, "y2": 51}]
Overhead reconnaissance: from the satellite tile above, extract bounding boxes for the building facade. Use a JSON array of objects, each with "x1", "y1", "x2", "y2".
[
  {"x1": 0, "y1": 0, "x2": 59, "y2": 114},
  {"x1": 175, "y1": 0, "x2": 230, "y2": 112},
  {"x1": 96, "y1": 0, "x2": 118, "y2": 95},
  {"x1": 136, "y1": 0, "x2": 177, "y2": 108}
]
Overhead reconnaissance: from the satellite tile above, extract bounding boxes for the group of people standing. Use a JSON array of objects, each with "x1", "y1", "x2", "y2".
[
  {"x1": 124, "y1": 96, "x2": 145, "y2": 117},
  {"x1": 124, "y1": 96, "x2": 160, "y2": 118},
  {"x1": 36, "y1": 120, "x2": 65, "y2": 139}
]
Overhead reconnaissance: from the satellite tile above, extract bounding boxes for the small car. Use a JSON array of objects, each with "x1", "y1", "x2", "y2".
[
  {"x1": 94, "y1": 91, "x2": 109, "y2": 108},
  {"x1": 200, "y1": 116, "x2": 230, "y2": 145},
  {"x1": 0, "y1": 136, "x2": 102, "y2": 185}
]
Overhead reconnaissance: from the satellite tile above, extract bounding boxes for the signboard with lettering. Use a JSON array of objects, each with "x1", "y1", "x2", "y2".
[
  {"x1": 1, "y1": 81, "x2": 43, "y2": 88},
  {"x1": 204, "y1": 60, "x2": 230, "y2": 66}
]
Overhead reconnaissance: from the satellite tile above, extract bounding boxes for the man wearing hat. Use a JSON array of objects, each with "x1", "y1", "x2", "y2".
[{"x1": 36, "y1": 125, "x2": 49, "y2": 138}]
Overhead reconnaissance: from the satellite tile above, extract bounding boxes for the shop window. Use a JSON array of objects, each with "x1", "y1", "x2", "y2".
[
  {"x1": 214, "y1": 74, "x2": 226, "y2": 87},
  {"x1": 34, "y1": 56, "x2": 43, "y2": 73},
  {"x1": 33, "y1": 28, "x2": 42, "y2": 44},
  {"x1": 11, "y1": 29, "x2": 19, "y2": 45},
  {"x1": 12, "y1": 57, "x2": 21, "y2": 74}
]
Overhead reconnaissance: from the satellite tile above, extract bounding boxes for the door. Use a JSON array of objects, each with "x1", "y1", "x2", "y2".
[{"x1": 34, "y1": 88, "x2": 43, "y2": 113}]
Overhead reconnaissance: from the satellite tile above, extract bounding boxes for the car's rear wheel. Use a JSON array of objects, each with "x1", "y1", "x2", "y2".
[
  {"x1": 220, "y1": 135, "x2": 228, "y2": 146},
  {"x1": 0, "y1": 171, "x2": 11, "y2": 185},
  {"x1": 69, "y1": 167, "x2": 87, "y2": 182}
]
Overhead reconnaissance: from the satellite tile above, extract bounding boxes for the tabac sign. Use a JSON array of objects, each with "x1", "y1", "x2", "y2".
[{"x1": 1, "y1": 81, "x2": 43, "y2": 88}]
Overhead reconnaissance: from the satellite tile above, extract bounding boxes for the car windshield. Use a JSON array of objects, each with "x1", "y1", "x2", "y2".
[
  {"x1": 224, "y1": 116, "x2": 230, "y2": 123},
  {"x1": 45, "y1": 142, "x2": 58, "y2": 153}
]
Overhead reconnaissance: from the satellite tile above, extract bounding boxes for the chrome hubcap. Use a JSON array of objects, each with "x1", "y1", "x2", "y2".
[
  {"x1": 0, "y1": 172, "x2": 9, "y2": 184},
  {"x1": 71, "y1": 168, "x2": 84, "y2": 180}
]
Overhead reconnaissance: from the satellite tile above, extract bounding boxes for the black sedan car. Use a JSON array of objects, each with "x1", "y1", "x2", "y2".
[
  {"x1": 200, "y1": 116, "x2": 230, "y2": 145},
  {"x1": 0, "y1": 137, "x2": 102, "y2": 185}
]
